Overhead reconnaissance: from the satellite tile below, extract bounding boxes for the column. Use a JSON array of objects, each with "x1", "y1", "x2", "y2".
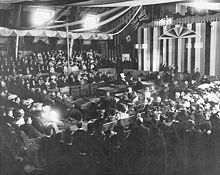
[
  {"x1": 143, "y1": 28, "x2": 151, "y2": 71},
  {"x1": 215, "y1": 21, "x2": 220, "y2": 76},
  {"x1": 69, "y1": 37, "x2": 74, "y2": 58},
  {"x1": 187, "y1": 23, "x2": 192, "y2": 73},
  {"x1": 210, "y1": 21, "x2": 217, "y2": 76},
  {"x1": 162, "y1": 25, "x2": 168, "y2": 65},
  {"x1": 174, "y1": 25, "x2": 185, "y2": 72},
  {"x1": 168, "y1": 29, "x2": 175, "y2": 66},
  {"x1": 15, "y1": 35, "x2": 19, "y2": 58},
  {"x1": 195, "y1": 22, "x2": 206, "y2": 75},
  {"x1": 152, "y1": 26, "x2": 160, "y2": 71},
  {"x1": 177, "y1": 31, "x2": 185, "y2": 73},
  {"x1": 138, "y1": 28, "x2": 142, "y2": 70}
]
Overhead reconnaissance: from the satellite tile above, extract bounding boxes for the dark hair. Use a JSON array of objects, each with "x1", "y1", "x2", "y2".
[
  {"x1": 24, "y1": 116, "x2": 31, "y2": 123},
  {"x1": 77, "y1": 121, "x2": 83, "y2": 128},
  {"x1": 13, "y1": 108, "x2": 22, "y2": 119}
]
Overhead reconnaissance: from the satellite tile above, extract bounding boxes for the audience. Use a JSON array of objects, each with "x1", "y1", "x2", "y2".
[{"x1": 2, "y1": 50, "x2": 220, "y2": 175}]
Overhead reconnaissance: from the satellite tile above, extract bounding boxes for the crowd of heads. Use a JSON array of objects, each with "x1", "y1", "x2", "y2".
[
  {"x1": 0, "y1": 49, "x2": 103, "y2": 76},
  {"x1": 2, "y1": 53, "x2": 220, "y2": 174}
]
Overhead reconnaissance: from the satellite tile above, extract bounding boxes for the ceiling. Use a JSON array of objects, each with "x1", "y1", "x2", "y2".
[
  {"x1": 1, "y1": 0, "x2": 220, "y2": 30},
  {"x1": 0, "y1": 0, "x2": 185, "y2": 7},
  {"x1": 0, "y1": 0, "x2": 220, "y2": 8}
]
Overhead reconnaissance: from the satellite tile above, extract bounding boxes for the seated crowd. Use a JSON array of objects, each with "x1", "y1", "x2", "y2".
[
  {"x1": 0, "y1": 49, "x2": 104, "y2": 76},
  {"x1": 2, "y1": 54, "x2": 220, "y2": 175}
]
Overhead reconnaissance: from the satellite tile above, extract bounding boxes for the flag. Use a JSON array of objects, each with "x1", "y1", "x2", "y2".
[
  {"x1": 57, "y1": 38, "x2": 65, "y2": 45},
  {"x1": 119, "y1": 9, "x2": 149, "y2": 47},
  {"x1": 119, "y1": 23, "x2": 136, "y2": 47},
  {"x1": 33, "y1": 37, "x2": 49, "y2": 44},
  {"x1": 131, "y1": 10, "x2": 149, "y2": 30},
  {"x1": 125, "y1": 35, "x2": 131, "y2": 43}
]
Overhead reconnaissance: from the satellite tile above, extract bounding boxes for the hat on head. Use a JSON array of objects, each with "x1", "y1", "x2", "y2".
[
  {"x1": 120, "y1": 73, "x2": 126, "y2": 78},
  {"x1": 137, "y1": 116, "x2": 144, "y2": 124},
  {"x1": 51, "y1": 75, "x2": 56, "y2": 80},
  {"x1": 125, "y1": 72, "x2": 132, "y2": 78},
  {"x1": 31, "y1": 103, "x2": 43, "y2": 111},
  {"x1": 22, "y1": 98, "x2": 34, "y2": 107},
  {"x1": 51, "y1": 92, "x2": 56, "y2": 98},
  {"x1": 8, "y1": 94, "x2": 17, "y2": 101}
]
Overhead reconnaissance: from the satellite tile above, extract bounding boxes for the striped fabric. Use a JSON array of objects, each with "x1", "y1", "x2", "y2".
[{"x1": 137, "y1": 22, "x2": 216, "y2": 76}]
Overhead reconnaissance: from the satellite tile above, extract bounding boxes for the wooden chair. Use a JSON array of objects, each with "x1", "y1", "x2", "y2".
[
  {"x1": 70, "y1": 85, "x2": 81, "y2": 100},
  {"x1": 89, "y1": 83, "x2": 99, "y2": 97},
  {"x1": 80, "y1": 84, "x2": 90, "y2": 97}
]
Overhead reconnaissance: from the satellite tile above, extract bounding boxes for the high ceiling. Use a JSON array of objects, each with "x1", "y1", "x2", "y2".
[
  {"x1": 0, "y1": 0, "x2": 186, "y2": 7},
  {"x1": 0, "y1": 0, "x2": 220, "y2": 8},
  {"x1": 1, "y1": 0, "x2": 220, "y2": 31}
]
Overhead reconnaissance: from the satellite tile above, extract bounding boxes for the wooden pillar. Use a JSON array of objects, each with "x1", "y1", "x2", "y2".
[
  {"x1": 66, "y1": 25, "x2": 70, "y2": 74},
  {"x1": 15, "y1": 35, "x2": 19, "y2": 59},
  {"x1": 69, "y1": 37, "x2": 74, "y2": 59}
]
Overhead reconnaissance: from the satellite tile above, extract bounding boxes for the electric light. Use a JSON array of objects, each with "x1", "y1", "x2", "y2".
[
  {"x1": 83, "y1": 14, "x2": 100, "y2": 30},
  {"x1": 48, "y1": 110, "x2": 59, "y2": 122},
  {"x1": 41, "y1": 107, "x2": 60, "y2": 122},
  {"x1": 31, "y1": 8, "x2": 55, "y2": 26}
]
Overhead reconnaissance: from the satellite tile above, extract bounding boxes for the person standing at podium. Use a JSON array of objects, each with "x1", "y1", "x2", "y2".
[{"x1": 118, "y1": 73, "x2": 129, "y2": 85}]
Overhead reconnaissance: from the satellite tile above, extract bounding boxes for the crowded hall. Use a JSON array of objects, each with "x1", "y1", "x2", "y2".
[{"x1": 2, "y1": 0, "x2": 220, "y2": 175}]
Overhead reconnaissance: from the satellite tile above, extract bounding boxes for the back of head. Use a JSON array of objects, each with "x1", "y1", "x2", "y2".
[{"x1": 77, "y1": 121, "x2": 83, "y2": 129}]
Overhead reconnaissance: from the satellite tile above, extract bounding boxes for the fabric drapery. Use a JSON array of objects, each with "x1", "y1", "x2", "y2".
[
  {"x1": 0, "y1": 27, "x2": 113, "y2": 40},
  {"x1": 143, "y1": 12, "x2": 220, "y2": 28}
]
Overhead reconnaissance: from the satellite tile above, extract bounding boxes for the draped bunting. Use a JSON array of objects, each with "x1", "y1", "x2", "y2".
[
  {"x1": 173, "y1": 13, "x2": 220, "y2": 25},
  {"x1": 159, "y1": 26, "x2": 200, "y2": 39},
  {"x1": 102, "y1": 6, "x2": 138, "y2": 34},
  {"x1": 143, "y1": 12, "x2": 220, "y2": 28},
  {"x1": 0, "y1": 27, "x2": 113, "y2": 40},
  {"x1": 111, "y1": 6, "x2": 142, "y2": 35}
]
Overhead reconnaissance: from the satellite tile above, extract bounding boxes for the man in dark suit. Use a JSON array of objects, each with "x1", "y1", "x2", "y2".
[
  {"x1": 118, "y1": 73, "x2": 129, "y2": 85},
  {"x1": 127, "y1": 116, "x2": 149, "y2": 174},
  {"x1": 192, "y1": 68, "x2": 200, "y2": 81},
  {"x1": 135, "y1": 77, "x2": 144, "y2": 91},
  {"x1": 99, "y1": 91, "x2": 117, "y2": 115},
  {"x1": 128, "y1": 116, "x2": 149, "y2": 151},
  {"x1": 72, "y1": 121, "x2": 88, "y2": 154}
]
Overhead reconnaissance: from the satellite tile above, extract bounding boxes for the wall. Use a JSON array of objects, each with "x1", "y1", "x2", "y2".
[{"x1": 136, "y1": 21, "x2": 220, "y2": 76}]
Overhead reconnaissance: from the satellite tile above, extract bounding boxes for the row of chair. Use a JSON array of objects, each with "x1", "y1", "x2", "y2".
[{"x1": 65, "y1": 81, "x2": 109, "y2": 99}]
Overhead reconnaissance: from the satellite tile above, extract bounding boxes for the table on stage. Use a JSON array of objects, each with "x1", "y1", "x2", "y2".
[
  {"x1": 102, "y1": 115, "x2": 136, "y2": 131},
  {"x1": 97, "y1": 84, "x2": 128, "y2": 95},
  {"x1": 97, "y1": 87, "x2": 117, "y2": 94}
]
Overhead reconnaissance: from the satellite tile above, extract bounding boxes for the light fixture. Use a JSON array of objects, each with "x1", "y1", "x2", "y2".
[
  {"x1": 83, "y1": 14, "x2": 100, "y2": 30},
  {"x1": 41, "y1": 106, "x2": 60, "y2": 122},
  {"x1": 31, "y1": 8, "x2": 55, "y2": 26}
]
